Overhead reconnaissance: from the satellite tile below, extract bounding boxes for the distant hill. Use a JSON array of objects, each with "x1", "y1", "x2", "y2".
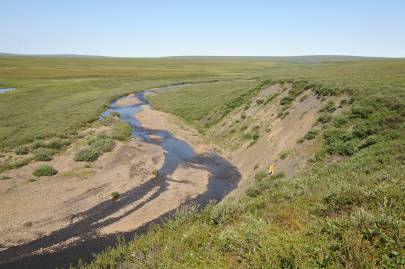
[
  {"x1": 0, "y1": 52, "x2": 110, "y2": 58},
  {"x1": 0, "y1": 53, "x2": 396, "y2": 62},
  {"x1": 163, "y1": 55, "x2": 389, "y2": 63}
]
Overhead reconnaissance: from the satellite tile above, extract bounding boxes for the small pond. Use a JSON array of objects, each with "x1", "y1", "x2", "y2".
[{"x1": 0, "y1": 88, "x2": 16, "y2": 94}]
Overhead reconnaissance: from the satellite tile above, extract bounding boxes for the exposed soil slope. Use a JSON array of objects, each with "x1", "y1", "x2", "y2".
[{"x1": 207, "y1": 82, "x2": 348, "y2": 192}]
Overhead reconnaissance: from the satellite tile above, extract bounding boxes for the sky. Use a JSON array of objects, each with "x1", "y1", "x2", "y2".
[{"x1": 1, "y1": 0, "x2": 405, "y2": 57}]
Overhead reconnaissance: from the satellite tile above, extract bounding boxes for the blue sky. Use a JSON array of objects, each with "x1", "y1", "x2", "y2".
[{"x1": 1, "y1": 0, "x2": 404, "y2": 57}]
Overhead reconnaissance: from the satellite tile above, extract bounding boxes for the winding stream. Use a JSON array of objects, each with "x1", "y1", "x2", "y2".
[{"x1": 0, "y1": 86, "x2": 240, "y2": 269}]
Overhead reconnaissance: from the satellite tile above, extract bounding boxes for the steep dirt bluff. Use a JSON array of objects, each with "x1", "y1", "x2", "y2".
[{"x1": 206, "y1": 82, "x2": 349, "y2": 192}]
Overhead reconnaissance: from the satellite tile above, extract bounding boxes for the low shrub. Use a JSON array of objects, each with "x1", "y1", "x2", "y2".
[
  {"x1": 111, "y1": 191, "x2": 120, "y2": 200},
  {"x1": 74, "y1": 148, "x2": 100, "y2": 162},
  {"x1": 318, "y1": 112, "x2": 333, "y2": 124},
  {"x1": 256, "y1": 98, "x2": 264, "y2": 105},
  {"x1": 279, "y1": 150, "x2": 290, "y2": 160},
  {"x1": 31, "y1": 141, "x2": 46, "y2": 150},
  {"x1": 11, "y1": 158, "x2": 32, "y2": 168},
  {"x1": 270, "y1": 172, "x2": 285, "y2": 179},
  {"x1": 280, "y1": 111, "x2": 290, "y2": 119},
  {"x1": 333, "y1": 115, "x2": 348, "y2": 127},
  {"x1": 0, "y1": 175, "x2": 11, "y2": 180},
  {"x1": 15, "y1": 146, "x2": 29, "y2": 155},
  {"x1": 33, "y1": 148, "x2": 54, "y2": 161},
  {"x1": 264, "y1": 93, "x2": 279, "y2": 105},
  {"x1": 255, "y1": 171, "x2": 267, "y2": 181},
  {"x1": 299, "y1": 94, "x2": 308, "y2": 102},
  {"x1": 88, "y1": 135, "x2": 116, "y2": 153},
  {"x1": 320, "y1": 100, "x2": 336, "y2": 113},
  {"x1": 112, "y1": 122, "x2": 132, "y2": 141},
  {"x1": 323, "y1": 128, "x2": 361, "y2": 155},
  {"x1": 305, "y1": 128, "x2": 319, "y2": 140},
  {"x1": 75, "y1": 134, "x2": 116, "y2": 162},
  {"x1": 280, "y1": 96, "x2": 294, "y2": 106},
  {"x1": 47, "y1": 138, "x2": 70, "y2": 150},
  {"x1": 33, "y1": 165, "x2": 57, "y2": 177},
  {"x1": 249, "y1": 130, "x2": 260, "y2": 145}
]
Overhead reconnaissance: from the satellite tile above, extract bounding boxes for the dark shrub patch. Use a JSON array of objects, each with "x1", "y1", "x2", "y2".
[
  {"x1": 256, "y1": 99, "x2": 264, "y2": 105},
  {"x1": 264, "y1": 93, "x2": 279, "y2": 105},
  {"x1": 305, "y1": 128, "x2": 319, "y2": 140},
  {"x1": 33, "y1": 165, "x2": 57, "y2": 177},
  {"x1": 352, "y1": 121, "x2": 378, "y2": 139},
  {"x1": 318, "y1": 112, "x2": 333, "y2": 124}
]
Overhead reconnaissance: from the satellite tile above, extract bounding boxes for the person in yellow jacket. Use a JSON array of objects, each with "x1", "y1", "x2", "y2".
[{"x1": 268, "y1": 164, "x2": 274, "y2": 175}]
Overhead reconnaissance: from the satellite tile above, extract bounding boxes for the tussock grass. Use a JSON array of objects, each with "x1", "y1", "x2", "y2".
[
  {"x1": 32, "y1": 165, "x2": 57, "y2": 177},
  {"x1": 74, "y1": 133, "x2": 116, "y2": 162}
]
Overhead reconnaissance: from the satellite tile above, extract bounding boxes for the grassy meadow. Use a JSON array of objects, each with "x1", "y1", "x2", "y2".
[
  {"x1": 0, "y1": 55, "x2": 404, "y2": 268},
  {"x1": 83, "y1": 58, "x2": 405, "y2": 268},
  {"x1": 0, "y1": 56, "x2": 274, "y2": 151}
]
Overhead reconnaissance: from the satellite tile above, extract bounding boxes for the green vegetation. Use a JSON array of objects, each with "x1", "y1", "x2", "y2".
[
  {"x1": 60, "y1": 167, "x2": 94, "y2": 179},
  {"x1": 14, "y1": 145, "x2": 29, "y2": 155},
  {"x1": 82, "y1": 57, "x2": 405, "y2": 268},
  {"x1": 254, "y1": 170, "x2": 267, "y2": 181},
  {"x1": 1, "y1": 55, "x2": 404, "y2": 268},
  {"x1": 33, "y1": 148, "x2": 54, "y2": 161},
  {"x1": 47, "y1": 138, "x2": 70, "y2": 150},
  {"x1": 74, "y1": 133, "x2": 116, "y2": 162},
  {"x1": 279, "y1": 150, "x2": 290, "y2": 160},
  {"x1": 83, "y1": 139, "x2": 404, "y2": 268},
  {"x1": 263, "y1": 92, "x2": 279, "y2": 105},
  {"x1": 111, "y1": 122, "x2": 132, "y2": 141},
  {"x1": 279, "y1": 80, "x2": 310, "y2": 108},
  {"x1": 111, "y1": 191, "x2": 120, "y2": 200},
  {"x1": 0, "y1": 56, "x2": 273, "y2": 151},
  {"x1": 305, "y1": 128, "x2": 320, "y2": 140},
  {"x1": 152, "y1": 169, "x2": 159, "y2": 178},
  {"x1": 148, "y1": 80, "x2": 257, "y2": 131},
  {"x1": 317, "y1": 112, "x2": 333, "y2": 124},
  {"x1": 32, "y1": 165, "x2": 57, "y2": 177},
  {"x1": 320, "y1": 100, "x2": 336, "y2": 113},
  {"x1": 0, "y1": 157, "x2": 33, "y2": 173}
]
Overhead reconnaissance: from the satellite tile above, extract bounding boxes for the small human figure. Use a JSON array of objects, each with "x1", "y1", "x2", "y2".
[{"x1": 268, "y1": 164, "x2": 274, "y2": 175}]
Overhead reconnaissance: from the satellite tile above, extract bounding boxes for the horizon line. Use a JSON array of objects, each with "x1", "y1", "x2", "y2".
[{"x1": 0, "y1": 52, "x2": 404, "y2": 59}]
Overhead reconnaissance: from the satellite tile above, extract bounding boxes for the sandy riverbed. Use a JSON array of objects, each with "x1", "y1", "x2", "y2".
[
  {"x1": 0, "y1": 103, "x2": 211, "y2": 255},
  {"x1": 115, "y1": 94, "x2": 142, "y2": 107}
]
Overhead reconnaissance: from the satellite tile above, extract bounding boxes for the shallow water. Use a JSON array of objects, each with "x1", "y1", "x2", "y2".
[
  {"x1": 0, "y1": 88, "x2": 16, "y2": 94},
  {"x1": 0, "y1": 86, "x2": 240, "y2": 269}
]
